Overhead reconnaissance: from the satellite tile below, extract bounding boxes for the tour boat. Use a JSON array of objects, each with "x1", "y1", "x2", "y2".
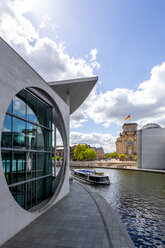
[{"x1": 70, "y1": 169, "x2": 110, "y2": 185}]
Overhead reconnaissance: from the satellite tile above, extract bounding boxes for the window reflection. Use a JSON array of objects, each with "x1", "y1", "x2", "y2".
[
  {"x1": 37, "y1": 101, "x2": 45, "y2": 126},
  {"x1": 26, "y1": 152, "x2": 36, "y2": 179},
  {"x1": 2, "y1": 151, "x2": 11, "y2": 184},
  {"x1": 27, "y1": 123, "x2": 37, "y2": 149},
  {"x1": 26, "y1": 91, "x2": 37, "y2": 123},
  {"x1": 36, "y1": 153, "x2": 45, "y2": 177},
  {"x1": 2, "y1": 114, "x2": 12, "y2": 147},
  {"x1": 13, "y1": 93, "x2": 26, "y2": 119},
  {"x1": 37, "y1": 126, "x2": 45, "y2": 150},
  {"x1": 13, "y1": 117, "x2": 26, "y2": 148},
  {"x1": 12, "y1": 152, "x2": 26, "y2": 184}
]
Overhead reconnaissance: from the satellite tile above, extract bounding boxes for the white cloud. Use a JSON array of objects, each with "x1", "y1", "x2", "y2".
[
  {"x1": 71, "y1": 62, "x2": 165, "y2": 130},
  {"x1": 0, "y1": 0, "x2": 38, "y2": 46},
  {"x1": 70, "y1": 132, "x2": 117, "y2": 153},
  {"x1": 0, "y1": 0, "x2": 100, "y2": 82},
  {"x1": 90, "y1": 48, "x2": 97, "y2": 61}
]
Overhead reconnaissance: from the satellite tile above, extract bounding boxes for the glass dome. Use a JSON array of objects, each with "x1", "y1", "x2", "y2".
[{"x1": 141, "y1": 123, "x2": 161, "y2": 130}]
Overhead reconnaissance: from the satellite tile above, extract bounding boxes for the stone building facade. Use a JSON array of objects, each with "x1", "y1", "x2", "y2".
[
  {"x1": 116, "y1": 123, "x2": 137, "y2": 160},
  {"x1": 92, "y1": 147, "x2": 104, "y2": 160}
]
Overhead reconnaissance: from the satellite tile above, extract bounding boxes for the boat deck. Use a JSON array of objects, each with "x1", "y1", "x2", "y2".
[{"x1": 1, "y1": 181, "x2": 135, "y2": 248}]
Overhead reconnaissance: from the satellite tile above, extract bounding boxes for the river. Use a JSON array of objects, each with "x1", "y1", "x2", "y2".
[{"x1": 74, "y1": 168, "x2": 165, "y2": 248}]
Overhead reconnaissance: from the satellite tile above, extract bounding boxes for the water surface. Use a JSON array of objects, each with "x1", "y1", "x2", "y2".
[{"x1": 78, "y1": 168, "x2": 165, "y2": 248}]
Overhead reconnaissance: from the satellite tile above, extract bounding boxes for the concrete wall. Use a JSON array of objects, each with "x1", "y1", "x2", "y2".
[
  {"x1": 137, "y1": 128, "x2": 165, "y2": 169},
  {"x1": 0, "y1": 38, "x2": 70, "y2": 245}
]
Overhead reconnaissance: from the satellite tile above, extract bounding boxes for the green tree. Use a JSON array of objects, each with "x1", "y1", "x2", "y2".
[
  {"x1": 134, "y1": 155, "x2": 137, "y2": 161},
  {"x1": 73, "y1": 144, "x2": 88, "y2": 160},
  {"x1": 119, "y1": 153, "x2": 126, "y2": 161},
  {"x1": 73, "y1": 144, "x2": 96, "y2": 160},
  {"x1": 84, "y1": 147, "x2": 96, "y2": 160},
  {"x1": 104, "y1": 152, "x2": 116, "y2": 159},
  {"x1": 109, "y1": 152, "x2": 116, "y2": 158}
]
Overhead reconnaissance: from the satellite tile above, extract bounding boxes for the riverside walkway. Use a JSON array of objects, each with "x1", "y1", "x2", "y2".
[{"x1": 1, "y1": 181, "x2": 135, "y2": 248}]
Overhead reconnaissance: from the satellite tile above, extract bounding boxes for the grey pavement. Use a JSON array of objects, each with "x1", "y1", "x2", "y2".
[{"x1": 1, "y1": 181, "x2": 135, "y2": 248}]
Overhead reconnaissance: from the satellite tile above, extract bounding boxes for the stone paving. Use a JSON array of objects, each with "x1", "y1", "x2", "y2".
[{"x1": 1, "y1": 181, "x2": 135, "y2": 248}]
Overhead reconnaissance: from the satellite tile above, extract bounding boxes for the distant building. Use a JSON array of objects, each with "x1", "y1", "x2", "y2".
[
  {"x1": 70, "y1": 145, "x2": 77, "y2": 160},
  {"x1": 55, "y1": 145, "x2": 76, "y2": 160},
  {"x1": 116, "y1": 123, "x2": 137, "y2": 160},
  {"x1": 92, "y1": 147, "x2": 104, "y2": 160},
  {"x1": 137, "y1": 123, "x2": 165, "y2": 169},
  {"x1": 56, "y1": 146, "x2": 64, "y2": 159}
]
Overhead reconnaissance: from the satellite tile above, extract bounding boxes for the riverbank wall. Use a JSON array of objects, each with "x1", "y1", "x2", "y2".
[
  {"x1": 70, "y1": 160, "x2": 165, "y2": 174},
  {"x1": 70, "y1": 160, "x2": 137, "y2": 169}
]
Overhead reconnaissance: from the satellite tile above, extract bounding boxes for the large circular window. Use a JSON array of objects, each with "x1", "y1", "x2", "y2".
[{"x1": 1, "y1": 89, "x2": 53, "y2": 210}]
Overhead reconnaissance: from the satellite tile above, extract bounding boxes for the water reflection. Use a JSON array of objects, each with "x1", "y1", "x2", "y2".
[{"x1": 79, "y1": 168, "x2": 165, "y2": 248}]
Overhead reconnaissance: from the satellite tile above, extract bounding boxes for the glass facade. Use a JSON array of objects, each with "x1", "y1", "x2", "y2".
[{"x1": 1, "y1": 89, "x2": 53, "y2": 210}]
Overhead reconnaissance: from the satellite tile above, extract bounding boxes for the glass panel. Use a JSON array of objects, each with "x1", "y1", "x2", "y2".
[
  {"x1": 2, "y1": 150, "x2": 12, "y2": 184},
  {"x1": 12, "y1": 152, "x2": 26, "y2": 184},
  {"x1": 45, "y1": 153, "x2": 52, "y2": 175},
  {"x1": 32, "y1": 181, "x2": 36, "y2": 207},
  {"x1": 13, "y1": 90, "x2": 26, "y2": 118},
  {"x1": 16, "y1": 184, "x2": 25, "y2": 208},
  {"x1": 46, "y1": 130, "x2": 52, "y2": 151},
  {"x1": 37, "y1": 100, "x2": 45, "y2": 126},
  {"x1": 26, "y1": 182, "x2": 32, "y2": 210},
  {"x1": 26, "y1": 123, "x2": 37, "y2": 149},
  {"x1": 44, "y1": 176, "x2": 52, "y2": 198},
  {"x1": 36, "y1": 153, "x2": 45, "y2": 177},
  {"x1": 26, "y1": 152, "x2": 36, "y2": 179},
  {"x1": 13, "y1": 117, "x2": 26, "y2": 148},
  {"x1": 26, "y1": 91, "x2": 37, "y2": 122},
  {"x1": 36, "y1": 178, "x2": 44, "y2": 204},
  {"x1": 1, "y1": 114, "x2": 12, "y2": 148},
  {"x1": 46, "y1": 107, "x2": 52, "y2": 129},
  {"x1": 37, "y1": 126, "x2": 45, "y2": 150}
]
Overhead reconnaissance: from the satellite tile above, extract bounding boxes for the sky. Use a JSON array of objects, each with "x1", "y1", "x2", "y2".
[{"x1": 1, "y1": 0, "x2": 165, "y2": 152}]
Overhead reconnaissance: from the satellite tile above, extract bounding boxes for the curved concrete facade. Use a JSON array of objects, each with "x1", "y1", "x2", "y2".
[
  {"x1": 137, "y1": 127, "x2": 165, "y2": 169},
  {"x1": 0, "y1": 37, "x2": 98, "y2": 245}
]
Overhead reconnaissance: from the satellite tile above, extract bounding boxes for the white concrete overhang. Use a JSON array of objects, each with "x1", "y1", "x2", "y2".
[{"x1": 48, "y1": 76, "x2": 98, "y2": 115}]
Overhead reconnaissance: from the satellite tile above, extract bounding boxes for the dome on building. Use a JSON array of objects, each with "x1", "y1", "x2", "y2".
[{"x1": 141, "y1": 123, "x2": 161, "y2": 130}]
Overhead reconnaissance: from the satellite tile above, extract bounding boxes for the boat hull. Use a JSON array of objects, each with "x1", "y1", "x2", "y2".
[{"x1": 70, "y1": 169, "x2": 110, "y2": 185}]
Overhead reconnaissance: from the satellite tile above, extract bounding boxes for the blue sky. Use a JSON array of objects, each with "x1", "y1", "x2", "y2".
[{"x1": 1, "y1": 0, "x2": 165, "y2": 152}]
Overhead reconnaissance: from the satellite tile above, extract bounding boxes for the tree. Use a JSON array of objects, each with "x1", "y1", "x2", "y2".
[
  {"x1": 109, "y1": 152, "x2": 116, "y2": 158},
  {"x1": 119, "y1": 153, "x2": 126, "y2": 161},
  {"x1": 73, "y1": 144, "x2": 96, "y2": 160},
  {"x1": 84, "y1": 147, "x2": 96, "y2": 160},
  {"x1": 104, "y1": 152, "x2": 116, "y2": 159},
  {"x1": 134, "y1": 155, "x2": 137, "y2": 161},
  {"x1": 73, "y1": 144, "x2": 88, "y2": 160}
]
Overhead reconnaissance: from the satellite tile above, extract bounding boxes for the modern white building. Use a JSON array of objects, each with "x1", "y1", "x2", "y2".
[
  {"x1": 0, "y1": 37, "x2": 98, "y2": 245},
  {"x1": 137, "y1": 123, "x2": 165, "y2": 170}
]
